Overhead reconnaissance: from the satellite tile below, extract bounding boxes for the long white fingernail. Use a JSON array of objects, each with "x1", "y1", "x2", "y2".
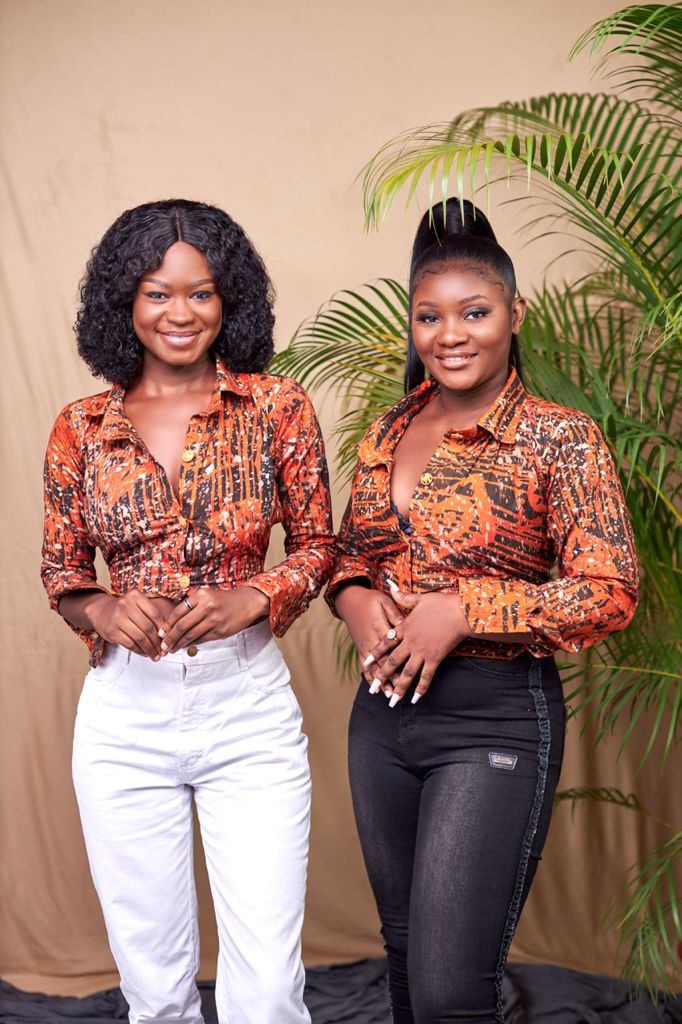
[
  {"x1": 369, "y1": 678, "x2": 382, "y2": 694},
  {"x1": 387, "y1": 579, "x2": 399, "y2": 592},
  {"x1": 389, "y1": 693, "x2": 401, "y2": 708},
  {"x1": 411, "y1": 691, "x2": 422, "y2": 704},
  {"x1": 363, "y1": 653, "x2": 375, "y2": 668}
]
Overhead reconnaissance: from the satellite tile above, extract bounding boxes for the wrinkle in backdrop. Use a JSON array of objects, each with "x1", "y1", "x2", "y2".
[{"x1": 1, "y1": 0, "x2": 679, "y2": 995}]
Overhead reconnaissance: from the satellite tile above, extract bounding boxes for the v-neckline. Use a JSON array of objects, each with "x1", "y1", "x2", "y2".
[
  {"x1": 389, "y1": 438, "x2": 443, "y2": 523},
  {"x1": 123, "y1": 419, "x2": 189, "y2": 508}
]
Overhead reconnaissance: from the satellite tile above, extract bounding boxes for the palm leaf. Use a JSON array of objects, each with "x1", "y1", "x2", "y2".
[
  {"x1": 271, "y1": 280, "x2": 407, "y2": 479},
  {"x1": 570, "y1": 3, "x2": 682, "y2": 108},
  {"x1": 610, "y1": 833, "x2": 682, "y2": 993},
  {"x1": 271, "y1": 279, "x2": 407, "y2": 393},
  {"x1": 362, "y1": 98, "x2": 681, "y2": 326},
  {"x1": 522, "y1": 287, "x2": 680, "y2": 773},
  {"x1": 554, "y1": 787, "x2": 674, "y2": 829},
  {"x1": 562, "y1": 620, "x2": 682, "y2": 772}
]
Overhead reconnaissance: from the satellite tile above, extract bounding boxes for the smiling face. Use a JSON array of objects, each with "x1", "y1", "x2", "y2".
[
  {"x1": 132, "y1": 241, "x2": 223, "y2": 371},
  {"x1": 410, "y1": 262, "x2": 526, "y2": 402}
]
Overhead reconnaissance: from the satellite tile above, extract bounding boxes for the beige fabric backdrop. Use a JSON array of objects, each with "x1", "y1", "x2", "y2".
[{"x1": 1, "y1": 0, "x2": 679, "y2": 996}]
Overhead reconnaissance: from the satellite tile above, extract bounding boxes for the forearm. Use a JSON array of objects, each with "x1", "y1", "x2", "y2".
[
  {"x1": 235, "y1": 585, "x2": 271, "y2": 624},
  {"x1": 58, "y1": 589, "x2": 113, "y2": 632},
  {"x1": 333, "y1": 581, "x2": 373, "y2": 622}
]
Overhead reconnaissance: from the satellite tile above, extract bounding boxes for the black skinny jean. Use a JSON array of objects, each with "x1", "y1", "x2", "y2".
[{"x1": 348, "y1": 652, "x2": 565, "y2": 1024}]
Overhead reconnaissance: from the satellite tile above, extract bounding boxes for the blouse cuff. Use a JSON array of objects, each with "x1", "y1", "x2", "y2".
[
  {"x1": 46, "y1": 577, "x2": 109, "y2": 613},
  {"x1": 244, "y1": 572, "x2": 297, "y2": 637},
  {"x1": 326, "y1": 564, "x2": 375, "y2": 617}
]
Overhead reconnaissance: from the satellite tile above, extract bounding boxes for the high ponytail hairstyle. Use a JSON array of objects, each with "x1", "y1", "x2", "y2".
[{"x1": 405, "y1": 198, "x2": 522, "y2": 392}]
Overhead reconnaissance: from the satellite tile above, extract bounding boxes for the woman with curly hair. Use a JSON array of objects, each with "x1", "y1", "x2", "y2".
[
  {"x1": 328, "y1": 198, "x2": 638, "y2": 1023},
  {"x1": 41, "y1": 199, "x2": 335, "y2": 1024}
]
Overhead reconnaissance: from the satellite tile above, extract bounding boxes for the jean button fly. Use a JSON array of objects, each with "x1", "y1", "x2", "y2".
[{"x1": 187, "y1": 645, "x2": 199, "y2": 657}]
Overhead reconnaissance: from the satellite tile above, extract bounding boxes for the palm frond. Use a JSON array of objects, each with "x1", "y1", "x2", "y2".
[
  {"x1": 271, "y1": 279, "x2": 407, "y2": 478},
  {"x1": 554, "y1": 787, "x2": 674, "y2": 829},
  {"x1": 362, "y1": 118, "x2": 648, "y2": 231},
  {"x1": 563, "y1": 620, "x2": 682, "y2": 772},
  {"x1": 570, "y1": 3, "x2": 682, "y2": 108},
  {"x1": 610, "y1": 833, "x2": 682, "y2": 993},
  {"x1": 635, "y1": 290, "x2": 682, "y2": 355},
  {"x1": 362, "y1": 100, "x2": 681, "y2": 321},
  {"x1": 271, "y1": 279, "x2": 407, "y2": 394}
]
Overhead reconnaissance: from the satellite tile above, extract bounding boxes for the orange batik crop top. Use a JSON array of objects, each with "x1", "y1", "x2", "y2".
[
  {"x1": 328, "y1": 369, "x2": 638, "y2": 659},
  {"x1": 42, "y1": 358, "x2": 335, "y2": 665}
]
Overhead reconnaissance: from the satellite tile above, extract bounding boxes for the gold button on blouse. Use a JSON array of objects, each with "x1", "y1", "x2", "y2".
[
  {"x1": 178, "y1": 516, "x2": 188, "y2": 528},
  {"x1": 179, "y1": 574, "x2": 191, "y2": 590},
  {"x1": 187, "y1": 645, "x2": 199, "y2": 657},
  {"x1": 420, "y1": 473, "x2": 433, "y2": 485},
  {"x1": 182, "y1": 449, "x2": 195, "y2": 463}
]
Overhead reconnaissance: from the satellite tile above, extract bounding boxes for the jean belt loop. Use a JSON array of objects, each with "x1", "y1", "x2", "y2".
[
  {"x1": 528, "y1": 655, "x2": 542, "y2": 693},
  {"x1": 236, "y1": 628, "x2": 249, "y2": 674}
]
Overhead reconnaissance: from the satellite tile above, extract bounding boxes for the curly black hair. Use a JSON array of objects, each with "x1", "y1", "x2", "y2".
[{"x1": 75, "y1": 199, "x2": 275, "y2": 387}]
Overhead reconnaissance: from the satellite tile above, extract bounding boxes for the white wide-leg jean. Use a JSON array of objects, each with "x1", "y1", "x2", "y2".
[{"x1": 72, "y1": 620, "x2": 311, "y2": 1024}]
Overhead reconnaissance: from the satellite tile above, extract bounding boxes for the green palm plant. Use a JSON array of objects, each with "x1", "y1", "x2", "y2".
[{"x1": 272, "y1": 3, "x2": 681, "y2": 992}]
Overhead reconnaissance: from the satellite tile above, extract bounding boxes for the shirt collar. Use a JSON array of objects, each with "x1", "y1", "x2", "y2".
[
  {"x1": 87, "y1": 355, "x2": 251, "y2": 440},
  {"x1": 358, "y1": 367, "x2": 526, "y2": 466},
  {"x1": 213, "y1": 355, "x2": 251, "y2": 397},
  {"x1": 477, "y1": 367, "x2": 526, "y2": 444},
  {"x1": 359, "y1": 379, "x2": 438, "y2": 466},
  {"x1": 95, "y1": 385, "x2": 131, "y2": 442},
  {"x1": 205, "y1": 355, "x2": 251, "y2": 414}
]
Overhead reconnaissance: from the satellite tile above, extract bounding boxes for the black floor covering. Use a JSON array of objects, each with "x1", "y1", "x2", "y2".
[{"x1": 1, "y1": 960, "x2": 681, "y2": 1023}]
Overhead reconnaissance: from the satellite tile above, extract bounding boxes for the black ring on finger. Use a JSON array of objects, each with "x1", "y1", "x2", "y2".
[{"x1": 182, "y1": 596, "x2": 193, "y2": 611}]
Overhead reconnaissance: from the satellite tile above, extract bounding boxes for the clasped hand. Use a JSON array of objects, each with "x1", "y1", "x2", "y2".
[
  {"x1": 87, "y1": 587, "x2": 269, "y2": 660},
  {"x1": 335, "y1": 585, "x2": 472, "y2": 705},
  {"x1": 159, "y1": 586, "x2": 269, "y2": 654}
]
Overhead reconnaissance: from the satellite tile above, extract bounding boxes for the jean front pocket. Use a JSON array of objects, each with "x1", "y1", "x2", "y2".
[
  {"x1": 246, "y1": 638, "x2": 292, "y2": 695},
  {"x1": 428, "y1": 655, "x2": 535, "y2": 718},
  {"x1": 460, "y1": 655, "x2": 532, "y2": 680},
  {"x1": 77, "y1": 648, "x2": 129, "y2": 711}
]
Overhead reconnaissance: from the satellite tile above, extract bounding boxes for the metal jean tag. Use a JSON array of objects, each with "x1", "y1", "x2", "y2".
[{"x1": 489, "y1": 752, "x2": 518, "y2": 770}]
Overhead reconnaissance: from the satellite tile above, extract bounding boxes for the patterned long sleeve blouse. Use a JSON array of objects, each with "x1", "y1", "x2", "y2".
[
  {"x1": 327, "y1": 369, "x2": 638, "y2": 658},
  {"x1": 42, "y1": 358, "x2": 336, "y2": 665}
]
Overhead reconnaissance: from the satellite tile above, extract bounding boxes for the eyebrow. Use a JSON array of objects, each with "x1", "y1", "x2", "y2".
[
  {"x1": 142, "y1": 277, "x2": 215, "y2": 288},
  {"x1": 416, "y1": 294, "x2": 488, "y2": 308}
]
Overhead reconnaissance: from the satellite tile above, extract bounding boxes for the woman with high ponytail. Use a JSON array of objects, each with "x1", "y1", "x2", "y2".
[
  {"x1": 327, "y1": 199, "x2": 638, "y2": 1022},
  {"x1": 405, "y1": 201, "x2": 522, "y2": 392}
]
